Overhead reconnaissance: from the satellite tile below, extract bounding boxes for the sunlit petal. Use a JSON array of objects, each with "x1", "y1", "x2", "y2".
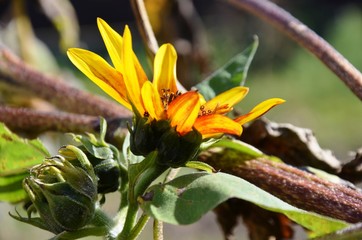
[
  {"x1": 198, "y1": 92, "x2": 206, "y2": 105},
  {"x1": 203, "y1": 87, "x2": 249, "y2": 115},
  {"x1": 153, "y1": 44, "x2": 178, "y2": 94},
  {"x1": 97, "y1": 18, "x2": 124, "y2": 71},
  {"x1": 141, "y1": 81, "x2": 165, "y2": 120},
  {"x1": 167, "y1": 92, "x2": 200, "y2": 135},
  {"x1": 194, "y1": 114, "x2": 242, "y2": 139},
  {"x1": 67, "y1": 48, "x2": 131, "y2": 109},
  {"x1": 122, "y1": 26, "x2": 144, "y2": 114},
  {"x1": 97, "y1": 19, "x2": 148, "y2": 84},
  {"x1": 234, "y1": 98, "x2": 286, "y2": 125}
]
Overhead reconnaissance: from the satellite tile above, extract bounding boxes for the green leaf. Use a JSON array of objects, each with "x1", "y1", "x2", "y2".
[
  {"x1": 0, "y1": 123, "x2": 50, "y2": 202},
  {"x1": 202, "y1": 138, "x2": 282, "y2": 168},
  {"x1": 140, "y1": 172, "x2": 349, "y2": 237},
  {"x1": 0, "y1": 123, "x2": 49, "y2": 175},
  {"x1": 0, "y1": 173, "x2": 28, "y2": 202},
  {"x1": 195, "y1": 36, "x2": 259, "y2": 100},
  {"x1": 75, "y1": 135, "x2": 114, "y2": 160},
  {"x1": 122, "y1": 132, "x2": 145, "y2": 166},
  {"x1": 209, "y1": 137, "x2": 264, "y2": 159},
  {"x1": 0, "y1": 175, "x2": 27, "y2": 202}
]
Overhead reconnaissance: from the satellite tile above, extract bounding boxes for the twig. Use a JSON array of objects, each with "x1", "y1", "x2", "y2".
[
  {"x1": 130, "y1": 0, "x2": 187, "y2": 92},
  {"x1": 199, "y1": 151, "x2": 362, "y2": 223},
  {"x1": 0, "y1": 106, "x2": 131, "y2": 141},
  {"x1": 227, "y1": 0, "x2": 362, "y2": 101},
  {"x1": 0, "y1": 46, "x2": 132, "y2": 118},
  {"x1": 0, "y1": 106, "x2": 99, "y2": 134},
  {"x1": 130, "y1": 0, "x2": 159, "y2": 58}
]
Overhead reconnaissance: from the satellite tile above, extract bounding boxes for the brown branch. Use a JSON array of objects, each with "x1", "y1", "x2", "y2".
[
  {"x1": 130, "y1": 0, "x2": 159, "y2": 58},
  {"x1": 0, "y1": 46, "x2": 132, "y2": 118},
  {"x1": 0, "y1": 106, "x2": 99, "y2": 134},
  {"x1": 0, "y1": 106, "x2": 131, "y2": 144},
  {"x1": 199, "y1": 151, "x2": 362, "y2": 223},
  {"x1": 130, "y1": 0, "x2": 187, "y2": 92},
  {"x1": 227, "y1": 0, "x2": 362, "y2": 101}
]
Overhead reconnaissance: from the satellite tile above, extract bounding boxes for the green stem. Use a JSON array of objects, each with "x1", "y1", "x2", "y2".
[
  {"x1": 134, "y1": 163, "x2": 168, "y2": 200},
  {"x1": 118, "y1": 203, "x2": 139, "y2": 240},
  {"x1": 109, "y1": 145, "x2": 130, "y2": 238},
  {"x1": 127, "y1": 214, "x2": 151, "y2": 240},
  {"x1": 91, "y1": 207, "x2": 115, "y2": 230},
  {"x1": 153, "y1": 219, "x2": 164, "y2": 240},
  {"x1": 117, "y1": 152, "x2": 168, "y2": 239}
]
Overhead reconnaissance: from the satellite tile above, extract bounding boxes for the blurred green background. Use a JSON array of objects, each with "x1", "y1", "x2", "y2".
[{"x1": 0, "y1": 0, "x2": 361, "y2": 239}]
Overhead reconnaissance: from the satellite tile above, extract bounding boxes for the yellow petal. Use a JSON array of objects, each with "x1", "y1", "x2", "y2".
[
  {"x1": 97, "y1": 19, "x2": 148, "y2": 84},
  {"x1": 122, "y1": 26, "x2": 145, "y2": 114},
  {"x1": 234, "y1": 98, "x2": 286, "y2": 125},
  {"x1": 167, "y1": 91, "x2": 200, "y2": 135},
  {"x1": 97, "y1": 18, "x2": 124, "y2": 71},
  {"x1": 67, "y1": 48, "x2": 131, "y2": 109},
  {"x1": 153, "y1": 44, "x2": 178, "y2": 94},
  {"x1": 203, "y1": 87, "x2": 249, "y2": 115},
  {"x1": 194, "y1": 114, "x2": 242, "y2": 139},
  {"x1": 141, "y1": 81, "x2": 165, "y2": 120},
  {"x1": 198, "y1": 92, "x2": 206, "y2": 105}
]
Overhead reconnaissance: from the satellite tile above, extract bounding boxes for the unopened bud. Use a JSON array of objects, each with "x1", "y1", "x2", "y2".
[{"x1": 22, "y1": 155, "x2": 97, "y2": 233}]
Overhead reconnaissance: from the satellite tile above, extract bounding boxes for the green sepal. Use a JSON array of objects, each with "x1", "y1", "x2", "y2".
[
  {"x1": 185, "y1": 161, "x2": 216, "y2": 173},
  {"x1": 157, "y1": 128, "x2": 202, "y2": 168}
]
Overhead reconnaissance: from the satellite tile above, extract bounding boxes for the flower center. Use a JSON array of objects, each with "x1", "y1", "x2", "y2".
[{"x1": 160, "y1": 88, "x2": 181, "y2": 110}]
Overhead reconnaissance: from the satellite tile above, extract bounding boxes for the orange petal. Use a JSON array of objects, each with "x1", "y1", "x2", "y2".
[
  {"x1": 141, "y1": 81, "x2": 165, "y2": 120},
  {"x1": 167, "y1": 91, "x2": 200, "y2": 135},
  {"x1": 203, "y1": 87, "x2": 249, "y2": 115},
  {"x1": 153, "y1": 44, "x2": 178, "y2": 94},
  {"x1": 194, "y1": 114, "x2": 242, "y2": 139},
  {"x1": 122, "y1": 26, "x2": 145, "y2": 114},
  {"x1": 97, "y1": 19, "x2": 148, "y2": 84},
  {"x1": 234, "y1": 98, "x2": 286, "y2": 125},
  {"x1": 67, "y1": 48, "x2": 131, "y2": 109}
]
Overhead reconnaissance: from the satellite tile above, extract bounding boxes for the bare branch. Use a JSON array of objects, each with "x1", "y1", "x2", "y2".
[
  {"x1": 0, "y1": 106, "x2": 98, "y2": 134},
  {"x1": 199, "y1": 152, "x2": 362, "y2": 223},
  {"x1": 227, "y1": 0, "x2": 362, "y2": 101},
  {"x1": 0, "y1": 106, "x2": 131, "y2": 143},
  {"x1": 0, "y1": 46, "x2": 132, "y2": 118},
  {"x1": 130, "y1": 0, "x2": 187, "y2": 92},
  {"x1": 130, "y1": 0, "x2": 159, "y2": 58}
]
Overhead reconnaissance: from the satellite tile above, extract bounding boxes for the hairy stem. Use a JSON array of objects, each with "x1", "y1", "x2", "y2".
[
  {"x1": 0, "y1": 46, "x2": 131, "y2": 117},
  {"x1": 0, "y1": 106, "x2": 99, "y2": 134},
  {"x1": 227, "y1": 0, "x2": 362, "y2": 100},
  {"x1": 199, "y1": 151, "x2": 362, "y2": 223},
  {"x1": 153, "y1": 219, "x2": 164, "y2": 240}
]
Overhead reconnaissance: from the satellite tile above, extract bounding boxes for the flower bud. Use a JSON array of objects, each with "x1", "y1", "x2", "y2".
[
  {"x1": 22, "y1": 155, "x2": 97, "y2": 233},
  {"x1": 65, "y1": 118, "x2": 122, "y2": 194},
  {"x1": 85, "y1": 149, "x2": 120, "y2": 194}
]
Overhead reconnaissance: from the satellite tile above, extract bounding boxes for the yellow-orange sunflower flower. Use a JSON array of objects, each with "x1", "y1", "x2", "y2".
[{"x1": 67, "y1": 18, "x2": 284, "y2": 140}]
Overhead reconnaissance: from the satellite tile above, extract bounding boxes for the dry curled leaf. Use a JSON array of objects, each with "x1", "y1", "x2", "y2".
[{"x1": 240, "y1": 118, "x2": 341, "y2": 173}]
